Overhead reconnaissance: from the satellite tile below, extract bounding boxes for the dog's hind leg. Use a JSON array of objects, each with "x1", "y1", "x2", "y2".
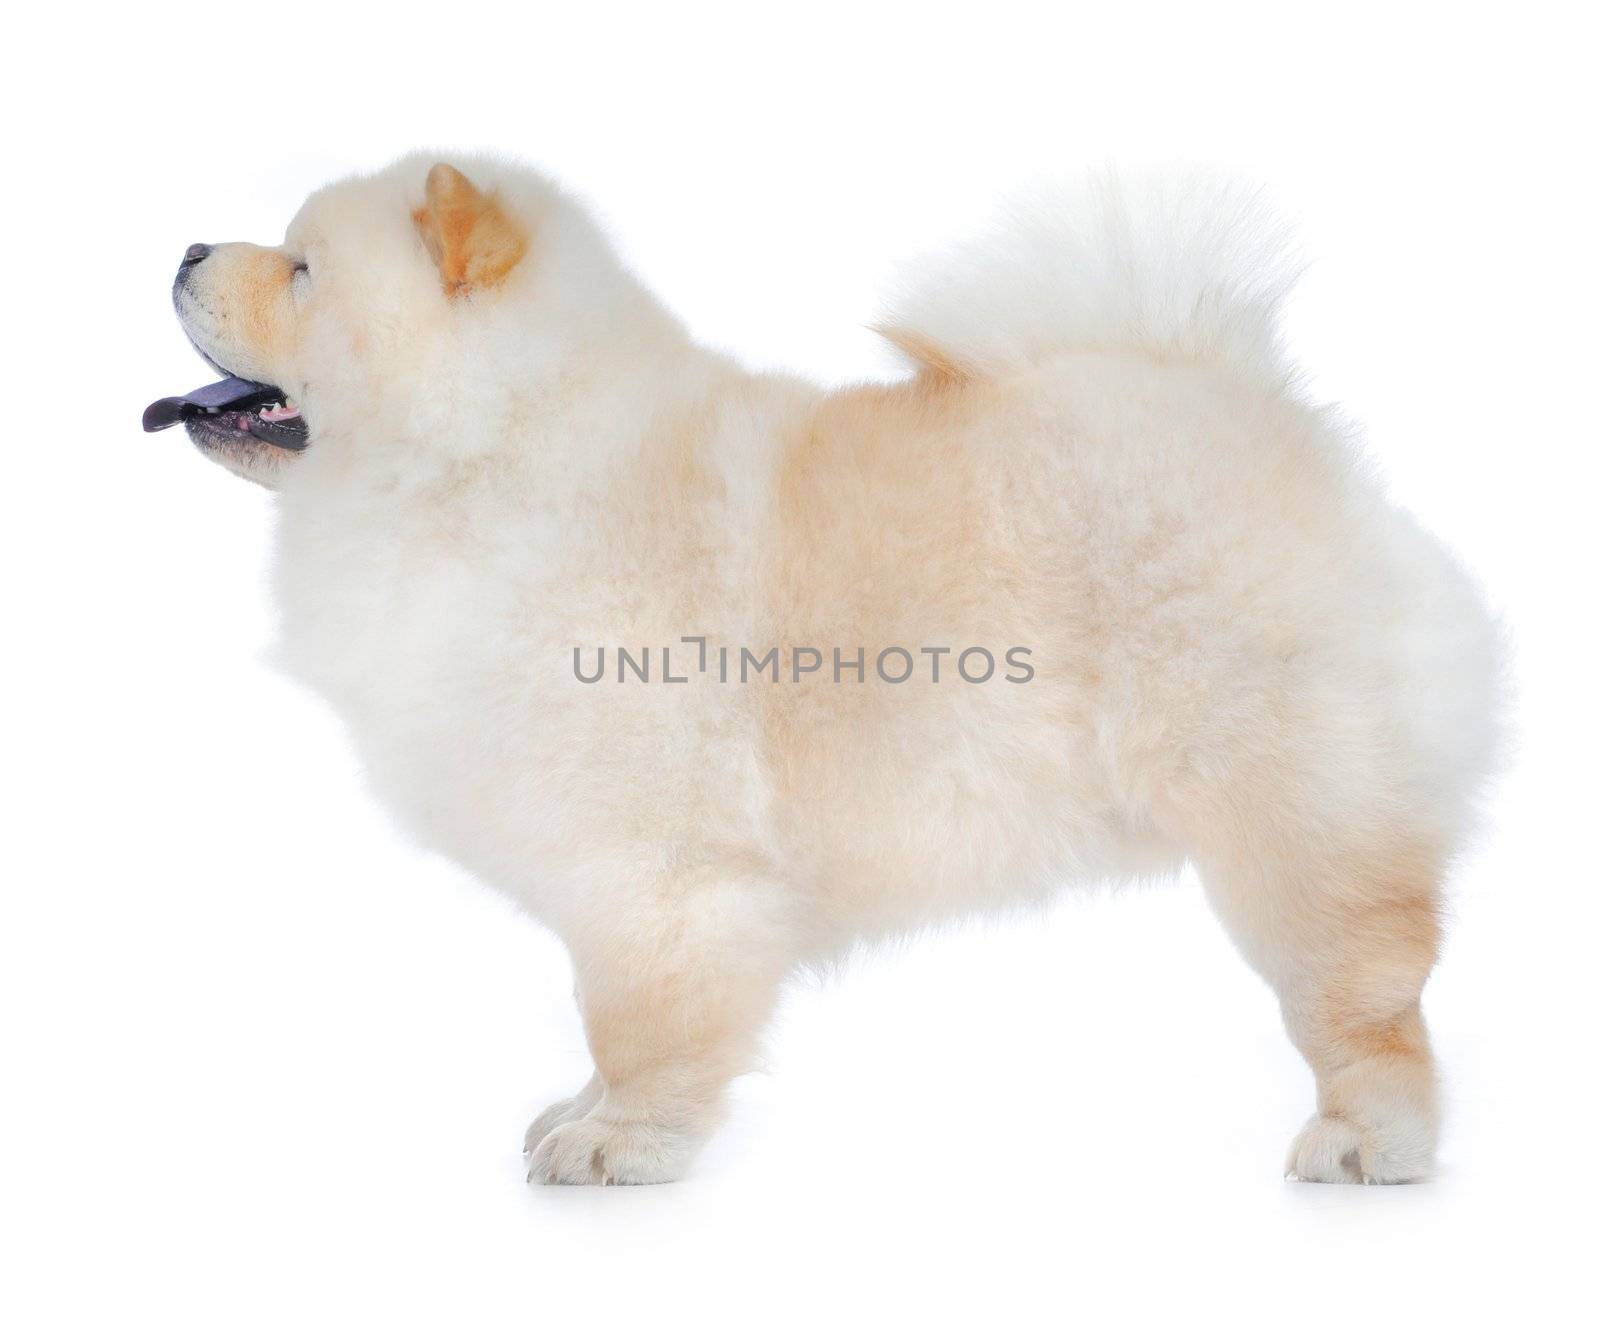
[{"x1": 1192, "y1": 828, "x2": 1445, "y2": 1183}]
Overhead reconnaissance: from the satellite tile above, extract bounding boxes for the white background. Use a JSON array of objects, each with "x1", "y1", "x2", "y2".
[{"x1": 4, "y1": 2, "x2": 1596, "y2": 1316}]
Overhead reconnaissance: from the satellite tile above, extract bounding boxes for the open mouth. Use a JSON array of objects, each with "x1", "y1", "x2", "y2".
[{"x1": 142, "y1": 376, "x2": 309, "y2": 450}]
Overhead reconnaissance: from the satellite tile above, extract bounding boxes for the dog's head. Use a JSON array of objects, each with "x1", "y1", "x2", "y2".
[{"x1": 145, "y1": 157, "x2": 569, "y2": 488}]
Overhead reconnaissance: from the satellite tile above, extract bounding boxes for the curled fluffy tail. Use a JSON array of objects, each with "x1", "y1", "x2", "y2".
[{"x1": 876, "y1": 175, "x2": 1301, "y2": 388}]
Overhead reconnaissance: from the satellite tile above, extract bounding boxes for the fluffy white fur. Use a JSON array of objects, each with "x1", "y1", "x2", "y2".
[
  {"x1": 882, "y1": 174, "x2": 1300, "y2": 386},
  {"x1": 168, "y1": 154, "x2": 1503, "y2": 1186}
]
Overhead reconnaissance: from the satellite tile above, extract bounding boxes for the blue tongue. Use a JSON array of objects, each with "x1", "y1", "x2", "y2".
[{"x1": 143, "y1": 377, "x2": 283, "y2": 432}]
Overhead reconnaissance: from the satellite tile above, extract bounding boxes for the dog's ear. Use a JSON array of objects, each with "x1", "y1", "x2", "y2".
[{"x1": 411, "y1": 163, "x2": 527, "y2": 297}]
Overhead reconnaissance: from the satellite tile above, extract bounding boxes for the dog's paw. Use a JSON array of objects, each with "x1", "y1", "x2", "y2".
[
  {"x1": 522, "y1": 1079, "x2": 602, "y2": 1156},
  {"x1": 1285, "y1": 1114, "x2": 1431, "y2": 1185},
  {"x1": 526, "y1": 1114, "x2": 693, "y2": 1186}
]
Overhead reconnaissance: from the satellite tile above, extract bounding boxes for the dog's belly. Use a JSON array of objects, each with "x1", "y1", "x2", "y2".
[{"x1": 272, "y1": 549, "x2": 1175, "y2": 943}]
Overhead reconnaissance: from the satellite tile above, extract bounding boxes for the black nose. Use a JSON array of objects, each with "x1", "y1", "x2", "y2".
[{"x1": 181, "y1": 243, "x2": 212, "y2": 267}]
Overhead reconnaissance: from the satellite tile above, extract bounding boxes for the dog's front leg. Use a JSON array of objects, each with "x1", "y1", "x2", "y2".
[{"x1": 525, "y1": 869, "x2": 795, "y2": 1186}]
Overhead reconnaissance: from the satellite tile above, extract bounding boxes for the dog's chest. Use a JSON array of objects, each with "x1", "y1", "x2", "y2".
[{"x1": 269, "y1": 475, "x2": 764, "y2": 898}]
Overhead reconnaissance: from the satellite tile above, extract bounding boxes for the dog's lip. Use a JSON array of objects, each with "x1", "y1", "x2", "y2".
[{"x1": 143, "y1": 376, "x2": 309, "y2": 451}]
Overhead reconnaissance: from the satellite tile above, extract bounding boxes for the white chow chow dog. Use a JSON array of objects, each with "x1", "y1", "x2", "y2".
[{"x1": 147, "y1": 154, "x2": 1502, "y2": 1186}]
